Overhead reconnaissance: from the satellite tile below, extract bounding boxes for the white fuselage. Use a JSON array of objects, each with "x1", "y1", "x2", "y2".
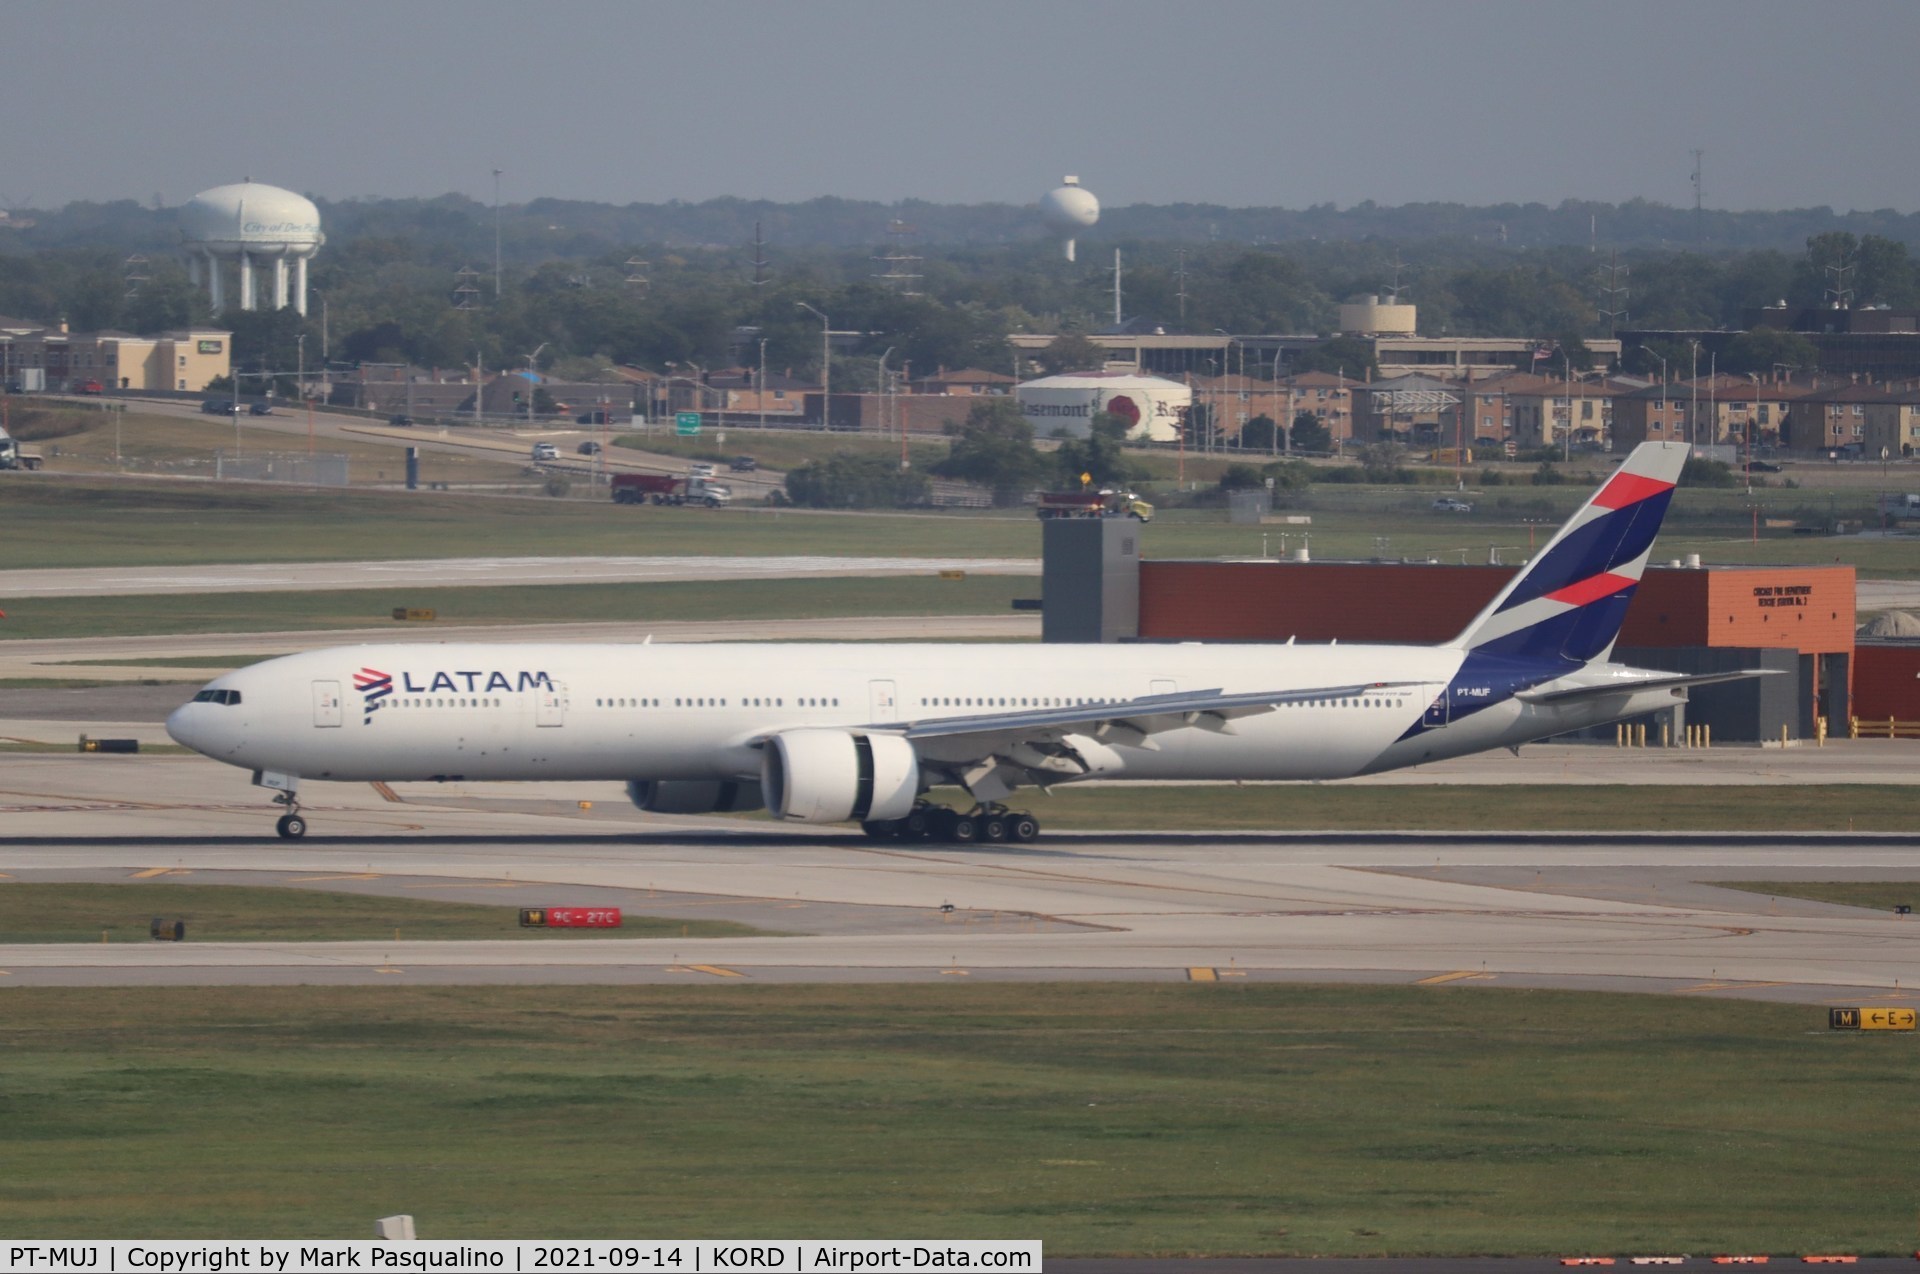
[{"x1": 166, "y1": 640, "x2": 1672, "y2": 790}]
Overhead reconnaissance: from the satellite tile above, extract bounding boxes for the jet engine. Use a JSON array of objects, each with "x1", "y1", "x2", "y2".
[
  {"x1": 626, "y1": 779, "x2": 764, "y2": 814},
  {"x1": 761, "y1": 729, "x2": 918, "y2": 824}
]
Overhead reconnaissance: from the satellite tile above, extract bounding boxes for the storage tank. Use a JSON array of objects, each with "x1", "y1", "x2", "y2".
[
  {"x1": 1337, "y1": 294, "x2": 1417, "y2": 336},
  {"x1": 180, "y1": 180, "x2": 325, "y2": 315},
  {"x1": 1039, "y1": 176, "x2": 1100, "y2": 263},
  {"x1": 1016, "y1": 371, "x2": 1190, "y2": 443}
]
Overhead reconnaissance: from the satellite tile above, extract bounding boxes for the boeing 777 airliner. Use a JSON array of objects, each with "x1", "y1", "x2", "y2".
[{"x1": 168, "y1": 441, "x2": 1756, "y2": 841}]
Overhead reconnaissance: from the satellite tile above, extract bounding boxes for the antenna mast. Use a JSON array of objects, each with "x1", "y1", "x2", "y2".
[
  {"x1": 1596, "y1": 251, "x2": 1629, "y2": 337},
  {"x1": 1690, "y1": 149, "x2": 1705, "y2": 242},
  {"x1": 750, "y1": 221, "x2": 770, "y2": 288},
  {"x1": 872, "y1": 219, "x2": 922, "y2": 295}
]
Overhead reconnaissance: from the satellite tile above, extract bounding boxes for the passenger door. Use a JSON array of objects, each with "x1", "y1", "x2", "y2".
[
  {"x1": 869, "y1": 680, "x2": 898, "y2": 722},
  {"x1": 535, "y1": 681, "x2": 567, "y2": 727},
  {"x1": 1422, "y1": 687, "x2": 1450, "y2": 729},
  {"x1": 313, "y1": 680, "x2": 343, "y2": 728}
]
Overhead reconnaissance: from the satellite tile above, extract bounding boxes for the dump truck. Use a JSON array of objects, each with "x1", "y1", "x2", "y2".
[
  {"x1": 610, "y1": 472, "x2": 732, "y2": 507},
  {"x1": 1035, "y1": 488, "x2": 1152, "y2": 522}
]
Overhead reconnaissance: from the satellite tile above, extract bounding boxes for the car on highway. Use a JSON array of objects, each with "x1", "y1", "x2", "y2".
[
  {"x1": 729, "y1": 455, "x2": 758, "y2": 472},
  {"x1": 576, "y1": 410, "x2": 614, "y2": 425},
  {"x1": 1431, "y1": 497, "x2": 1474, "y2": 513},
  {"x1": 77, "y1": 379, "x2": 104, "y2": 395},
  {"x1": 388, "y1": 414, "x2": 414, "y2": 427},
  {"x1": 531, "y1": 442, "x2": 561, "y2": 461},
  {"x1": 249, "y1": 402, "x2": 274, "y2": 416},
  {"x1": 201, "y1": 398, "x2": 236, "y2": 415},
  {"x1": 688, "y1": 462, "x2": 716, "y2": 478},
  {"x1": 576, "y1": 440, "x2": 602, "y2": 456}
]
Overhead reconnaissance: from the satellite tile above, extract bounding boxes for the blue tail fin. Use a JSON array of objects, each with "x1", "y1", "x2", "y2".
[{"x1": 1449, "y1": 441, "x2": 1689, "y2": 667}]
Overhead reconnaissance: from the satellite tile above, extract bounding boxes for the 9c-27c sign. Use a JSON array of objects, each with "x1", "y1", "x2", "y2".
[{"x1": 520, "y1": 908, "x2": 622, "y2": 929}]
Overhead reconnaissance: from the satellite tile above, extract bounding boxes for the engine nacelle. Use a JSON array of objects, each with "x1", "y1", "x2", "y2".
[
  {"x1": 762, "y1": 729, "x2": 919, "y2": 824},
  {"x1": 627, "y1": 779, "x2": 764, "y2": 815}
]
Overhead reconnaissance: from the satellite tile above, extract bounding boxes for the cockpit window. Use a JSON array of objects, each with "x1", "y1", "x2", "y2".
[{"x1": 192, "y1": 689, "x2": 242, "y2": 706}]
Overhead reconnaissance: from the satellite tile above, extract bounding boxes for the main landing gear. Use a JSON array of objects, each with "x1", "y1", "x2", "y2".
[
  {"x1": 863, "y1": 802, "x2": 1040, "y2": 844},
  {"x1": 272, "y1": 791, "x2": 307, "y2": 839}
]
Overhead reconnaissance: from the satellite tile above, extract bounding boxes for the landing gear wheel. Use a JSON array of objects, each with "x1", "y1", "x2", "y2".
[
  {"x1": 903, "y1": 806, "x2": 938, "y2": 840},
  {"x1": 949, "y1": 815, "x2": 980, "y2": 844},
  {"x1": 981, "y1": 814, "x2": 1010, "y2": 842},
  {"x1": 860, "y1": 819, "x2": 901, "y2": 840},
  {"x1": 1008, "y1": 814, "x2": 1040, "y2": 843},
  {"x1": 275, "y1": 813, "x2": 307, "y2": 839}
]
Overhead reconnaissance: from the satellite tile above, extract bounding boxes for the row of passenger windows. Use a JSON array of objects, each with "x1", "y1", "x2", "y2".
[
  {"x1": 390, "y1": 698, "x2": 502, "y2": 709},
  {"x1": 923, "y1": 696, "x2": 1092, "y2": 708},
  {"x1": 583, "y1": 694, "x2": 1413, "y2": 712},
  {"x1": 592, "y1": 696, "x2": 841, "y2": 709}
]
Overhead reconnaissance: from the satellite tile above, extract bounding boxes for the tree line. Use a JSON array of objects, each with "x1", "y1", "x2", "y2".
[{"x1": 2, "y1": 198, "x2": 1916, "y2": 396}]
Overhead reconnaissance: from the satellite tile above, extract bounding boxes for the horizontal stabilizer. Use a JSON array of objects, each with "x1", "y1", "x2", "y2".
[{"x1": 1514, "y1": 668, "x2": 1783, "y2": 705}]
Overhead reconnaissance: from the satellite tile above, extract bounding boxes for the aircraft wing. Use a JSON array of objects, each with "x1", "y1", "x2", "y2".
[
  {"x1": 853, "y1": 682, "x2": 1423, "y2": 796},
  {"x1": 1514, "y1": 669, "x2": 1783, "y2": 705}
]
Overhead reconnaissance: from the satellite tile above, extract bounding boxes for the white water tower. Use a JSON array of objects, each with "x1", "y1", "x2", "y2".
[
  {"x1": 180, "y1": 180, "x2": 324, "y2": 316},
  {"x1": 1040, "y1": 175, "x2": 1100, "y2": 262}
]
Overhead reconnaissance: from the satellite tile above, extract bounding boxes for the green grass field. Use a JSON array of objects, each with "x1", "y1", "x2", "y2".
[
  {"x1": 1716, "y1": 881, "x2": 1920, "y2": 911},
  {"x1": 0, "y1": 884, "x2": 775, "y2": 943},
  {"x1": 6, "y1": 470, "x2": 1911, "y2": 576},
  {"x1": 1, "y1": 984, "x2": 1915, "y2": 1251},
  {"x1": 0, "y1": 575, "x2": 1034, "y2": 640},
  {"x1": 15, "y1": 406, "x2": 531, "y2": 484}
]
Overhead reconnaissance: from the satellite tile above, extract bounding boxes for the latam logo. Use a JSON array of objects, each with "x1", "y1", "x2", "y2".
[
  {"x1": 353, "y1": 668, "x2": 555, "y2": 722},
  {"x1": 354, "y1": 667, "x2": 393, "y2": 718},
  {"x1": 399, "y1": 669, "x2": 554, "y2": 694}
]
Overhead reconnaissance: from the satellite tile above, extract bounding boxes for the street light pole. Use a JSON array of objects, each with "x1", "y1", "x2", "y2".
[
  {"x1": 758, "y1": 338, "x2": 768, "y2": 432},
  {"x1": 523, "y1": 342, "x2": 547, "y2": 425},
  {"x1": 798, "y1": 302, "x2": 830, "y2": 428},
  {"x1": 492, "y1": 167, "x2": 503, "y2": 299}
]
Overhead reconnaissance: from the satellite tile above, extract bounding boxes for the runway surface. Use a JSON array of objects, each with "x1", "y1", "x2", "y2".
[
  {"x1": 0, "y1": 554, "x2": 1041, "y2": 598},
  {"x1": 3, "y1": 751, "x2": 1917, "y2": 999}
]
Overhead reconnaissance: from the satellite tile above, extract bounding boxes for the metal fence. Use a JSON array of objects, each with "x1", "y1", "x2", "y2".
[{"x1": 215, "y1": 451, "x2": 350, "y2": 486}]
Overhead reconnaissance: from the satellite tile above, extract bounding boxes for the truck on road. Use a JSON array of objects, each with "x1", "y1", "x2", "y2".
[
  {"x1": 1035, "y1": 487, "x2": 1153, "y2": 522},
  {"x1": 0, "y1": 429, "x2": 44, "y2": 470},
  {"x1": 610, "y1": 472, "x2": 732, "y2": 507}
]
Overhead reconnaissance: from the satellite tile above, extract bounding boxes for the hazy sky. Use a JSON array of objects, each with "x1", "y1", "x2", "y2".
[{"x1": 7, "y1": 0, "x2": 1916, "y2": 214}]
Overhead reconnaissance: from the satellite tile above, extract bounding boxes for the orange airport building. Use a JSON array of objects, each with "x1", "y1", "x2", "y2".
[
  {"x1": 1038, "y1": 519, "x2": 1888, "y2": 742},
  {"x1": 1138, "y1": 560, "x2": 1856, "y2": 740}
]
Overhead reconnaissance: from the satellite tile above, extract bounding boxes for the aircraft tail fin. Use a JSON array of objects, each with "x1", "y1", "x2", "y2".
[{"x1": 1448, "y1": 441, "x2": 1689, "y2": 666}]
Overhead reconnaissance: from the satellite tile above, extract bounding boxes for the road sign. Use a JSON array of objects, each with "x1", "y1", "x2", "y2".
[
  {"x1": 676, "y1": 412, "x2": 701, "y2": 436},
  {"x1": 1830, "y1": 1007, "x2": 1916, "y2": 1030}
]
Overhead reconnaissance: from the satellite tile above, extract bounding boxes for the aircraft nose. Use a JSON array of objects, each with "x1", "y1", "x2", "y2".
[{"x1": 166, "y1": 702, "x2": 208, "y2": 754}]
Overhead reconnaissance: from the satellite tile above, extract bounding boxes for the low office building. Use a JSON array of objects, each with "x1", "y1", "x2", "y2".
[{"x1": 0, "y1": 319, "x2": 231, "y2": 392}]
